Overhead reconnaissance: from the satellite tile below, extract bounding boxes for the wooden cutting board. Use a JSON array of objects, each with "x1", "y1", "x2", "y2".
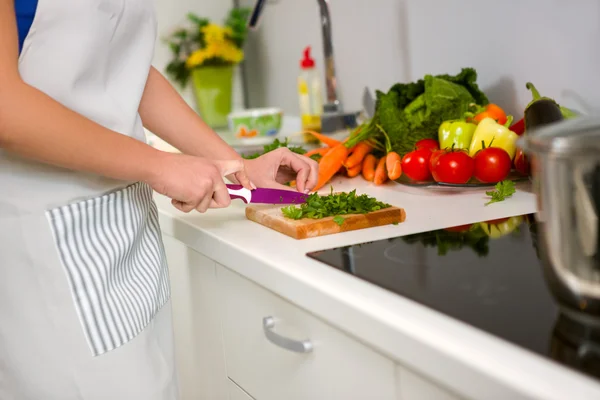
[{"x1": 245, "y1": 204, "x2": 406, "y2": 240}]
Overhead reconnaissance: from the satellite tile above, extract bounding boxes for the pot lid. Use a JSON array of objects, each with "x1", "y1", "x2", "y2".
[{"x1": 518, "y1": 115, "x2": 600, "y2": 157}]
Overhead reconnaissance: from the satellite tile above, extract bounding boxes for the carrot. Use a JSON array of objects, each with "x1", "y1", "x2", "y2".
[
  {"x1": 304, "y1": 131, "x2": 342, "y2": 147},
  {"x1": 374, "y1": 157, "x2": 388, "y2": 185},
  {"x1": 386, "y1": 151, "x2": 402, "y2": 180},
  {"x1": 361, "y1": 154, "x2": 377, "y2": 182},
  {"x1": 345, "y1": 141, "x2": 373, "y2": 168},
  {"x1": 304, "y1": 147, "x2": 331, "y2": 158},
  {"x1": 347, "y1": 163, "x2": 362, "y2": 178},
  {"x1": 312, "y1": 143, "x2": 350, "y2": 191}
]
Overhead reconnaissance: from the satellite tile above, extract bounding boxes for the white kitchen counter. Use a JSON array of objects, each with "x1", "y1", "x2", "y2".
[{"x1": 155, "y1": 176, "x2": 600, "y2": 400}]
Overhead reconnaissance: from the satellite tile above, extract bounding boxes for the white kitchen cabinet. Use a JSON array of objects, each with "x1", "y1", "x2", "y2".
[
  {"x1": 395, "y1": 364, "x2": 465, "y2": 400},
  {"x1": 228, "y1": 379, "x2": 256, "y2": 400},
  {"x1": 216, "y1": 263, "x2": 397, "y2": 400},
  {"x1": 162, "y1": 234, "x2": 229, "y2": 400}
]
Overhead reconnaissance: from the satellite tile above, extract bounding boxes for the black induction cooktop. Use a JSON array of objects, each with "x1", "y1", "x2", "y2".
[{"x1": 307, "y1": 214, "x2": 600, "y2": 382}]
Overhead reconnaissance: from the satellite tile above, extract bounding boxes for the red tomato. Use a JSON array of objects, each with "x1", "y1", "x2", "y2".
[
  {"x1": 473, "y1": 147, "x2": 512, "y2": 183},
  {"x1": 430, "y1": 150, "x2": 474, "y2": 184},
  {"x1": 514, "y1": 148, "x2": 530, "y2": 176},
  {"x1": 415, "y1": 138, "x2": 440, "y2": 151},
  {"x1": 429, "y1": 149, "x2": 446, "y2": 171},
  {"x1": 401, "y1": 148, "x2": 433, "y2": 181}
]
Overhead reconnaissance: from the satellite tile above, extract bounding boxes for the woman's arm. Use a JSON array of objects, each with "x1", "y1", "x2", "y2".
[
  {"x1": 0, "y1": 0, "x2": 241, "y2": 212},
  {"x1": 138, "y1": 67, "x2": 320, "y2": 193},
  {"x1": 138, "y1": 66, "x2": 241, "y2": 161},
  {"x1": 0, "y1": 1, "x2": 161, "y2": 183}
]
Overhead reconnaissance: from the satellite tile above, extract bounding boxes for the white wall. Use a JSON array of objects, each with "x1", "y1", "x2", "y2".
[
  {"x1": 152, "y1": 0, "x2": 245, "y2": 111},
  {"x1": 239, "y1": 0, "x2": 600, "y2": 119}
]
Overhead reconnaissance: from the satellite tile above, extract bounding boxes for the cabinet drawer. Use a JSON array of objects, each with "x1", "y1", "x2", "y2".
[{"x1": 217, "y1": 264, "x2": 396, "y2": 400}]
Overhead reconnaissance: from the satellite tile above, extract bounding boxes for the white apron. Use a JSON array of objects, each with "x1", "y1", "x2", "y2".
[{"x1": 0, "y1": 0, "x2": 178, "y2": 399}]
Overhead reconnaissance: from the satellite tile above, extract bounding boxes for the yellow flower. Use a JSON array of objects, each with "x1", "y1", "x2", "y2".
[
  {"x1": 219, "y1": 41, "x2": 244, "y2": 63},
  {"x1": 202, "y1": 23, "x2": 229, "y2": 44},
  {"x1": 185, "y1": 24, "x2": 244, "y2": 68},
  {"x1": 186, "y1": 49, "x2": 207, "y2": 69}
]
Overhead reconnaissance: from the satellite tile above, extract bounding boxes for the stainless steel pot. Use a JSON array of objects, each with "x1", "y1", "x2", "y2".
[{"x1": 518, "y1": 116, "x2": 600, "y2": 314}]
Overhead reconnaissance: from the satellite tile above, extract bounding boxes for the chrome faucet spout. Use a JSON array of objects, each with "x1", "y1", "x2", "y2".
[
  {"x1": 316, "y1": 0, "x2": 340, "y2": 112},
  {"x1": 247, "y1": 0, "x2": 359, "y2": 133}
]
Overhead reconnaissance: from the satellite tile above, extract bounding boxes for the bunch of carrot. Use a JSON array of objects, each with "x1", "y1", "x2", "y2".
[{"x1": 302, "y1": 130, "x2": 403, "y2": 192}]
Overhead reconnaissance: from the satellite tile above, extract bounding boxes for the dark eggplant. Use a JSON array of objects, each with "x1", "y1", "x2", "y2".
[{"x1": 523, "y1": 82, "x2": 565, "y2": 130}]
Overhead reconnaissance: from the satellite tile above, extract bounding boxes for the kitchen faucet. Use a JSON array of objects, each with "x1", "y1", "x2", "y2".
[{"x1": 247, "y1": 0, "x2": 360, "y2": 134}]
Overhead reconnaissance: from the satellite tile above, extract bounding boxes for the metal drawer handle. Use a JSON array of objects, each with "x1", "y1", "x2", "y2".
[{"x1": 262, "y1": 316, "x2": 313, "y2": 353}]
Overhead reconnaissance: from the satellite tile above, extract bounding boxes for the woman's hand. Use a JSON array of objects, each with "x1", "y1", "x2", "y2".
[
  {"x1": 147, "y1": 152, "x2": 252, "y2": 213},
  {"x1": 241, "y1": 148, "x2": 319, "y2": 193}
]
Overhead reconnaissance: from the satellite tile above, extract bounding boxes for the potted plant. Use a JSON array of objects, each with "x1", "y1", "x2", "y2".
[{"x1": 164, "y1": 8, "x2": 251, "y2": 128}]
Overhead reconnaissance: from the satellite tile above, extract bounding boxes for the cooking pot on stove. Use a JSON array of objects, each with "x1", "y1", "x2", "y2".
[{"x1": 519, "y1": 116, "x2": 600, "y2": 315}]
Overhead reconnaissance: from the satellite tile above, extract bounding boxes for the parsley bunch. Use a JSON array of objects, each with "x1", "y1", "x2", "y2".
[
  {"x1": 281, "y1": 189, "x2": 391, "y2": 226},
  {"x1": 242, "y1": 138, "x2": 306, "y2": 160}
]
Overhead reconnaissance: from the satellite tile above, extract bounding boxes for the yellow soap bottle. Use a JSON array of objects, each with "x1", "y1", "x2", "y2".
[{"x1": 297, "y1": 46, "x2": 323, "y2": 144}]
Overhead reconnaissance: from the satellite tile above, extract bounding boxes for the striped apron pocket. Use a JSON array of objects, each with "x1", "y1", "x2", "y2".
[{"x1": 46, "y1": 182, "x2": 171, "y2": 356}]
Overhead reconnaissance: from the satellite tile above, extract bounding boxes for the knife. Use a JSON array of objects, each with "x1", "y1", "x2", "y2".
[{"x1": 226, "y1": 184, "x2": 308, "y2": 205}]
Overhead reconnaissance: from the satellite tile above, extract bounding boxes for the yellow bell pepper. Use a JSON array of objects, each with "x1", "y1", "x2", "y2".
[{"x1": 468, "y1": 116, "x2": 518, "y2": 160}]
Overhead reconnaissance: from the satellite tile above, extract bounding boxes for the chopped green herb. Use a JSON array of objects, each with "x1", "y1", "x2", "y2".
[
  {"x1": 333, "y1": 216, "x2": 345, "y2": 226},
  {"x1": 242, "y1": 138, "x2": 306, "y2": 160},
  {"x1": 281, "y1": 188, "x2": 391, "y2": 221},
  {"x1": 281, "y1": 205, "x2": 303, "y2": 220},
  {"x1": 309, "y1": 153, "x2": 323, "y2": 162},
  {"x1": 485, "y1": 180, "x2": 516, "y2": 206}
]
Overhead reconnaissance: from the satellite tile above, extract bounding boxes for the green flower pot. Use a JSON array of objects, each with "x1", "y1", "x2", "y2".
[{"x1": 191, "y1": 65, "x2": 234, "y2": 128}]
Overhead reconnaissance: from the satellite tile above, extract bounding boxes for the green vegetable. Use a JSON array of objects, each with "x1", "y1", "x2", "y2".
[
  {"x1": 243, "y1": 138, "x2": 306, "y2": 160},
  {"x1": 281, "y1": 188, "x2": 390, "y2": 221},
  {"x1": 485, "y1": 180, "x2": 516, "y2": 206},
  {"x1": 333, "y1": 216, "x2": 345, "y2": 226},
  {"x1": 348, "y1": 68, "x2": 489, "y2": 156},
  {"x1": 438, "y1": 119, "x2": 477, "y2": 150}
]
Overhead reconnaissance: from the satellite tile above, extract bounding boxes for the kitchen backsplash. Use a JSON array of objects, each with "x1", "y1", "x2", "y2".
[{"x1": 239, "y1": 0, "x2": 600, "y2": 119}]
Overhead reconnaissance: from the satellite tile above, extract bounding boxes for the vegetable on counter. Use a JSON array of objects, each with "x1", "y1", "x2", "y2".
[
  {"x1": 311, "y1": 143, "x2": 350, "y2": 192},
  {"x1": 468, "y1": 116, "x2": 518, "y2": 160},
  {"x1": 386, "y1": 151, "x2": 402, "y2": 181},
  {"x1": 374, "y1": 157, "x2": 388, "y2": 185},
  {"x1": 473, "y1": 146, "x2": 512, "y2": 184},
  {"x1": 523, "y1": 82, "x2": 566, "y2": 131},
  {"x1": 401, "y1": 147, "x2": 433, "y2": 181},
  {"x1": 484, "y1": 180, "x2": 516, "y2": 206},
  {"x1": 362, "y1": 154, "x2": 377, "y2": 182},
  {"x1": 303, "y1": 130, "x2": 343, "y2": 147},
  {"x1": 281, "y1": 188, "x2": 391, "y2": 226},
  {"x1": 467, "y1": 103, "x2": 508, "y2": 125},
  {"x1": 415, "y1": 138, "x2": 440, "y2": 151},
  {"x1": 346, "y1": 67, "x2": 489, "y2": 156},
  {"x1": 513, "y1": 148, "x2": 530, "y2": 176},
  {"x1": 430, "y1": 148, "x2": 475, "y2": 184},
  {"x1": 438, "y1": 119, "x2": 477, "y2": 150}
]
